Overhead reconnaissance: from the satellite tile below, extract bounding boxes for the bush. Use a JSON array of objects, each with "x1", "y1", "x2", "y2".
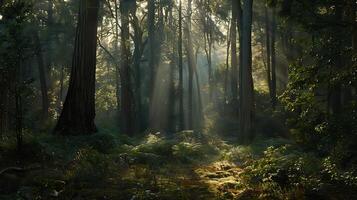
[
  {"x1": 240, "y1": 144, "x2": 357, "y2": 199},
  {"x1": 88, "y1": 133, "x2": 118, "y2": 153},
  {"x1": 65, "y1": 148, "x2": 117, "y2": 185}
]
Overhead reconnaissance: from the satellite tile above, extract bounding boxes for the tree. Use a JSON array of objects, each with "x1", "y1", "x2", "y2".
[
  {"x1": 148, "y1": 0, "x2": 156, "y2": 104},
  {"x1": 230, "y1": 0, "x2": 238, "y2": 102},
  {"x1": 265, "y1": 5, "x2": 277, "y2": 108},
  {"x1": 270, "y1": 7, "x2": 277, "y2": 108},
  {"x1": 54, "y1": 0, "x2": 100, "y2": 135},
  {"x1": 120, "y1": 0, "x2": 134, "y2": 135},
  {"x1": 131, "y1": 3, "x2": 146, "y2": 133},
  {"x1": 239, "y1": 0, "x2": 254, "y2": 143},
  {"x1": 33, "y1": 32, "x2": 49, "y2": 119},
  {"x1": 184, "y1": 0, "x2": 195, "y2": 130},
  {"x1": 178, "y1": 0, "x2": 184, "y2": 130}
]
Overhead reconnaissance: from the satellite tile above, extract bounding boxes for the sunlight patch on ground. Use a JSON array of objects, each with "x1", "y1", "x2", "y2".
[{"x1": 195, "y1": 160, "x2": 246, "y2": 199}]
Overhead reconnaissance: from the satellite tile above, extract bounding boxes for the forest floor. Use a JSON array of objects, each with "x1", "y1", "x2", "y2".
[
  {"x1": 0, "y1": 130, "x2": 270, "y2": 200},
  {"x1": 0, "y1": 129, "x2": 356, "y2": 200}
]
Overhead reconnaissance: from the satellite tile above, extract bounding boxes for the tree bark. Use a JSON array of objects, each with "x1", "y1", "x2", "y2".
[
  {"x1": 120, "y1": 0, "x2": 134, "y2": 135},
  {"x1": 224, "y1": 21, "x2": 231, "y2": 103},
  {"x1": 167, "y1": 9, "x2": 176, "y2": 132},
  {"x1": 230, "y1": 0, "x2": 238, "y2": 102},
  {"x1": 271, "y1": 7, "x2": 277, "y2": 108},
  {"x1": 34, "y1": 32, "x2": 49, "y2": 119},
  {"x1": 185, "y1": 0, "x2": 194, "y2": 130},
  {"x1": 239, "y1": 0, "x2": 254, "y2": 143},
  {"x1": 54, "y1": 0, "x2": 99, "y2": 135},
  {"x1": 178, "y1": 0, "x2": 184, "y2": 130},
  {"x1": 265, "y1": 6, "x2": 272, "y2": 98},
  {"x1": 132, "y1": 13, "x2": 144, "y2": 133},
  {"x1": 148, "y1": 0, "x2": 156, "y2": 104}
]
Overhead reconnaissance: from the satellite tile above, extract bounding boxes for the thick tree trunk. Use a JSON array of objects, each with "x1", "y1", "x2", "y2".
[
  {"x1": 239, "y1": 0, "x2": 254, "y2": 143},
  {"x1": 120, "y1": 0, "x2": 134, "y2": 135},
  {"x1": 54, "y1": 0, "x2": 99, "y2": 135},
  {"x1": 34, "y1": 32, "x2": 49, "y2": 119},
  {"x1": 131, "y1": 3, "x2": 144, "y2": 133}
]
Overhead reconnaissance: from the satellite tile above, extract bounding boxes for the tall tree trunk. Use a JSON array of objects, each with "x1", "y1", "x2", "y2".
[
  {"x1": 120, "y1": 0, "x2": 134, "y2": 135},
  {"x1": 45, "y1": 0, "x2": 54, "y2": 93},
  {"x1": 113, "y1": 0, "x2": 121, "y2": 114},
  {"x1": 148, "y1": 0, "x2": 156, "y2": 104},
  {"x1": 237, "y1": 0, "x2": 243, "y2": 109},
  {"x1": 185, "y1": 0, "x2": 194, "y2": 130},
  {"x1": 239, "y1": 0, "x2": 254, "y2": 143},
  {"x1": 178, "y1": 0, "x2": 184, "y2": 130},
  {"x1": 230, "y1": 0, "x2": 238, "y2": 102},
  {"x1": 167, "y1": 9, "x2": 176, "y2": 132},
  {"x1": 34, "y1": 32, "x2": 49, "y2": 119},
  {"x1": 194, "y1": 49, "x2": 204, "y2": 130},
  {"x1": 15, "y1": 89, "x2": 23, "y2": 152},
  {"x1": 224, "y1": 21, "x2": 231, "y2": 103},
  {"x1": 270, "y1": 7, "x2": 277, "y2": 108},
  {"x1": 264, "y1": 6, "x2": 272, "y2": 98},
  {"x1": 54, "y1": 0, "x2": 99, "y2": 135},
  {"x1": 202, "y1": 0, "x2": 213, "y2": 100},
  {"x1": 131, "y1": 2, "x2": 144, "y2": 133},
  {"x1": 351, "y1": 0, "x2": 357, "y2": 96},
  {"x1": 353, "y1": 1, "x2": 357, "y2": 52}
]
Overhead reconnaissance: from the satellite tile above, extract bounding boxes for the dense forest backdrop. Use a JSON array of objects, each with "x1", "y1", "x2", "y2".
[{"x1": 0, "y1": 0, "x2": 356, "y2": 199}]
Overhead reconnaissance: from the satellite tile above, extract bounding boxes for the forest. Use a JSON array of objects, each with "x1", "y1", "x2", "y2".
[{"x1": 0, "y1": 0, "x2": 356, "y2": 199}]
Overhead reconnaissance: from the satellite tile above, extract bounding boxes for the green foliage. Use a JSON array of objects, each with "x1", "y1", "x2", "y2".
[
  {"x1": 38, "y1": 132, "x2": 120, "y2": 162},
  {"x1": 240, "y1": 144, "x2": 357, "y2": 199},
  {"x1": 64, "y1": 148, "x2": 116, "y2": 185}
]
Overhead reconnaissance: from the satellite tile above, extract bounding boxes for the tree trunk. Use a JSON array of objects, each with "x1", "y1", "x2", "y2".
[
  {"x1": 239, "y1": 0, "x2": 254, "y2": 143},
  {"x1": 185, "y1": 0, "x2": 194, "y2": 130},
  {"x1": 202, "y1": 0, "x2": 213, "y2": 100},
  {"x1": 54, "y1": 0, "x2": 99, "y2": 135},
  {"x1": 230, "y1": 0, "x2": 238, "y2": 102},
  {"x1": 224, "y1": 21, "x2": 231, "y2": 103},
  {"x1": 132, "y1": 15, "x2": 144, "y2": 133},
  {"x1": 120, "y1": 0, "x2": 134, "y2": 135},
  {"x1": 167, "y1": 9, "x2": 176, "y2": 133},
  {"x1": 113, "y1": 0, "x2": 121, "y2": 114},
  {"x1": 178, "y1": 0, "x2": 184, "y2": 130},
  {"x1": 264, "y1": 6, "x2": 272, "y2": 98},
  {"x1": 148, "y1": 0, "x2": 156, "y2": 104},
  {"x1": 34, "y1": 32, "x2": 49, "y2": 119},
  {"x1": 270, "y1": 8, "x2": 277, "y2": 108},
  {"x1": 194, "y1": 49, "x2": 204, "y2": 130}
]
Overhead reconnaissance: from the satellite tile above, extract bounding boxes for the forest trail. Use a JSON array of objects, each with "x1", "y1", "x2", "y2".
[{"x1": 0, "y1": 132, "x2": 254, "y2": 200}]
